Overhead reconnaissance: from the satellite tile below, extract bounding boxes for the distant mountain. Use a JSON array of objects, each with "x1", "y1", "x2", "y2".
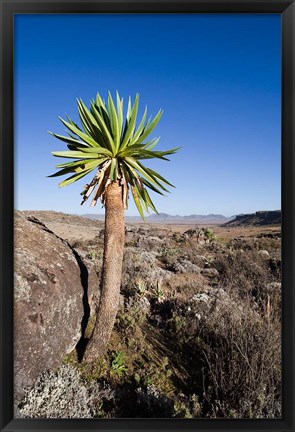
[
  {"x1": 144, "y1": 213, "x2": 233, "y2": 224},
  {"x1": 82, "y1": 212, "x2": 234, "y2": 225},
  {"x1": 224, "y1": 210, "x2": 281, "y2": 227}
]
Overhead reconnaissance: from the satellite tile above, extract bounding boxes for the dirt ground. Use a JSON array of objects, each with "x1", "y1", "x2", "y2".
[{"x1": 23, "y1": 210, "x2": 280, "y2": 244}]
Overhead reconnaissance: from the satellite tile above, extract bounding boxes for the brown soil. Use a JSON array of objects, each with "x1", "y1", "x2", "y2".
[{"x1": 22, "y1": 210, "x2": 280, "y2": 244}]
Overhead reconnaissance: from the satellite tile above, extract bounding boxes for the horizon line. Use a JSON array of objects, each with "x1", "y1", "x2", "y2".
[{"x1": 16, "y1": 208, "x2": 282, "y2": 218}]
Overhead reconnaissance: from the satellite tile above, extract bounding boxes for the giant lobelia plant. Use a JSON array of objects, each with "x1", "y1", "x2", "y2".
[{"x1": 49, "y1": 91, "x2": 179, "y2": 362}]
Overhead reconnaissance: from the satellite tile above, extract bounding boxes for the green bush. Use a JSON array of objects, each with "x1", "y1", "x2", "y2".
[{"x1": 110, "y1": 351, "x2": 128, "y2": 377}]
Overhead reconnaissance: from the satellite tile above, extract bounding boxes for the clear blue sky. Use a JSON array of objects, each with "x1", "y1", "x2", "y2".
[{"x1": 14, "y1": 14, "x2": 281, "y2": 217}]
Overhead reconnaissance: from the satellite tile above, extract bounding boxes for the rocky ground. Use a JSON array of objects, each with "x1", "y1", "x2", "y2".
[{"x1": 15, "y1": 210, "x2": 281, "y2": 419}]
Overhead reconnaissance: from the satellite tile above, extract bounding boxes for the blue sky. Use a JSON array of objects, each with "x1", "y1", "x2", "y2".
[{"x1": 14, "y1": 14, "x2": 281, "y2": 216}]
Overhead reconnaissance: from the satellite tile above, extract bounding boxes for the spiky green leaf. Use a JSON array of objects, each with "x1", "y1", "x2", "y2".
[
  {"x1": 129, "y1": 106, "x2": 147, "y2": 145},
  {"x1": 91, "y1": 104, "x2": 115, "y2": 154},
  {"x1": 59, "y1": 117, "x2": 99, "y2": 147},
  {"x1": 131, "y1": 185, "x2": 145, "y2": 220},
  {"x1": 58, "y1": 169, "x2": 93, "y2": 188},
  {"x1": 108, "y1": 92, "x2": 120, "y2": 150},
  {"x1": 51, "y1": 151, "x2": 100, "y2": 159},
  {"x1": 124, "y1": 158, "x2": 169, "y2": 192},
  {"x1": 140, "y1": 177, "x2": 165, "y2": 195},
  {"x1": 116, "y1": 92, "x2": 124, "y2": 139},
  {"x1": 49, "y1": 132, "x2": 90, "y2": 148},
  {"x1": 120, "y1": 94, "x2": 139, "y2": 150},
  {"x1": 134, "y1": 109, "x2": 163, "y2": 144}
]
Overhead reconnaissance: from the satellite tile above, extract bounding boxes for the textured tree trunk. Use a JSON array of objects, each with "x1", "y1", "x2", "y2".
[{"x1": 83, "y1": 182, "x2": 125, "y2": 362}]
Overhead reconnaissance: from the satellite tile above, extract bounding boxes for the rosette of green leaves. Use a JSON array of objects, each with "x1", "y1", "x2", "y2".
[{"x1": 49, "y1": 91, "x2": 179, "y2": 219}]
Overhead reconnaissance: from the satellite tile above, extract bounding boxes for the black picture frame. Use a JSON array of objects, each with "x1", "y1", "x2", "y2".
[{"x1": 0, "y1": 1, "x2": 294, "y2": 431}]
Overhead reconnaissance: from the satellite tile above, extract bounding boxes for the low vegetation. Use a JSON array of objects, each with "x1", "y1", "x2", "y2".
[{"x1": 19, "y1": 218, "x2": 281, "y2": 419}]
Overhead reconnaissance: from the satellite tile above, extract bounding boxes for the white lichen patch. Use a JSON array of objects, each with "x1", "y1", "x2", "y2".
[
  {"x1": 192, "y1": 293, "x2": 210, "y2": 304},
  {"x1": 14, "y1": 273, "x2": 32, "y2": 302},
  {"x1": 18, "y1": 365, "x2": 114, "y2": 418}
]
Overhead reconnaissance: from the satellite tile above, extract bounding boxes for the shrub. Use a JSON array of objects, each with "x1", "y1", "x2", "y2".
[
  {"x1": 157, "y1": 283, "x2": 281, "y2": 418},
  {"x1": 18, "y1": 365, "x2": 114, "y2": 418},
  {"x1": 214, "y1": 249, "x2": 278, "y2": 309},
  {"x1": 115, "y1": 297, "x2": 148, "y2": 339},
  {"x1": 110, "y1": 351, "x2": 128, "y2": 377},
  {"x1": 157, "y1": 247, "x2": 180, "y2": 271},
  {"x1": 199, "y1": 310, "x2": 281, "y2": 418},
  {"x1": 134, "y1": 385, "x2": 173, "y2": 417},
  {"x1": 121, "y1": 248, "x2": 170, "y2": 297},
  {"x1": 204, "y1": 228, "x2": 216, "y2": 242},
  {"x1": 175, "y1": 297, "x2": 282, "y2": 418}
]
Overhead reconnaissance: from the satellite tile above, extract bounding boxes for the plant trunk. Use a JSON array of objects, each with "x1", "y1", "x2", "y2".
[{"x1": 83, "y1": 182, "x2": 125, "y2": 362}]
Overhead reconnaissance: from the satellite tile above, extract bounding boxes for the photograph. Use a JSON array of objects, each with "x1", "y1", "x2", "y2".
[{"x1": 12, "y1": 11, "x2": 284, "y2": 420}]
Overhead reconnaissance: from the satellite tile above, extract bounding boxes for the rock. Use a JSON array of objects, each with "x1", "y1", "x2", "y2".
[
  {"x1": 122, "y1": 248, "x2": 172, "y2": 288},
  {"x1": 192, "y1": 293, "x2": 210, "y2": 303},
  {"x1": 189, "y1": 287, "x2": 259, "y2": 324},
  {"x1": 258, "y1": 250, "x2": 270, "y2": 259},
  {"x1": 14, "y1": 211, "x2": 100, "y2": 409},
  {"x1": 137, "y1": 235, "x2": 164, "y2": 251},
  {"x1": 266, "y1": 282, "x2": 281, "y2": 292},
  {"x1": 125, "y1": 228, "x2": 168, "y2": 248},
  {"x1": 125, "y1": 295, "x2": 151, "y2": 315},
  {"x1": 137, "y1": 296, "x2": 151, "y2": 314},
  {"x1": 257, "y1": 232, "x2": 281, "y2": 239},
  {"x1": 151, "y1": 229, "x2": 171, "y2": 240},
  {"x1": 173, "y1": 259, "x2": 201, "y2": 274},
  {"x1": 201, "y1": 268, "x2": 219, "y2": 278},
  {"x1": 193, "y1": 255, "x2": 208, "y2": 268}
]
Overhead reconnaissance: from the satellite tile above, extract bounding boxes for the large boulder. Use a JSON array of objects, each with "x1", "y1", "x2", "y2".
[{"x1": 14, "y1": 211, "x2": 100, "y2": 410}]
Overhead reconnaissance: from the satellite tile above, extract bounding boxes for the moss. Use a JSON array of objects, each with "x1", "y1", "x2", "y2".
[
  {"x1": 84, "y1": 314, "x2": 96, "y2": 339},
  {"x1": 63, "y1": 350, "x2": 78, "y2": 365},
  {"x1": 78, "y1": 356, "x2": 108, "y2": 384}
]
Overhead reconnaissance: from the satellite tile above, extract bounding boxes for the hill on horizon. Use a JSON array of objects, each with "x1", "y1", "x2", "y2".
[
  {"x1": 82, "y1": 212, "x2": 234, "y2": 224},
  {"x1": 20, "y1": 209, "x2": 281, "y2": 226},
  {"x1": 224, "y1": 210, "x2": 281, "y2": 227}
]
